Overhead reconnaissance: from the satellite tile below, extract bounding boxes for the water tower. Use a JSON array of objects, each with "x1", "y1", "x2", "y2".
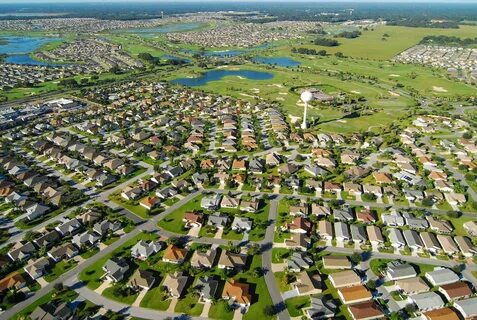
[{"x1": 300, "y1": 90, "x2": 313, "y2": 130}]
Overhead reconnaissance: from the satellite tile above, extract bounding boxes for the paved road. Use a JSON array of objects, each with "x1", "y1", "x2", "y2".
[{"x1": 260, "y1": 197, "x2": 290, "y2": 320}]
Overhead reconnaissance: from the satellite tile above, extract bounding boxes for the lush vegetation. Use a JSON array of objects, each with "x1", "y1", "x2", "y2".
[
  {"x1": 420, "y1": 35, "x2": 477, "y2": 46},
  {"x1": 313, "y1": 37, "x2": 339, "y2": 47}
]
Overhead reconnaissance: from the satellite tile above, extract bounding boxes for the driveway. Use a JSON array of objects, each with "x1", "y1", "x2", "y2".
[
  {"x1": 95, "y1": 280, "x2": 112, "y2": 294},
  {"x1": 132, "y1": 289, "x2": 148, "y2": 307},
  {"x1": 188, "y1": 226, "x2": 201, "y2": 237},
  {"x1": 167, "y1": 297, "x2": 178, "y2": 313}
]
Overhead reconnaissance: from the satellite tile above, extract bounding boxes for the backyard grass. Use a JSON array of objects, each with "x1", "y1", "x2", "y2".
[
  {"x1": 208, "y1": 300, "x2": 234, "y2": 320},
  {"x1": 140, "y1": 285, "x2": 171, "y2": 311},
  {"x1": 44, "y1": 260, "x2": 78, "y2": 282},
  {"x1": 285, "y1": 295, "x2": 311, "y2": 317},
  {"x1": 102, "y1": 285, "x2": 139, "y2": 305},
  {"x1": 157, "y1": 194, "x2": 203, "y2": 234},
  {"x1": 272, "y1": 248, "x2": 291, "y2": 263},
  {"x1": 174, "y1": 293, "x2": 204, "y2": 316}
]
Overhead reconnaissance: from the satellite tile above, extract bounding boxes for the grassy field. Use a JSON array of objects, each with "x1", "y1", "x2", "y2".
[{"x1": 300, "y1": 25, "x2": 477, "y2": 60}]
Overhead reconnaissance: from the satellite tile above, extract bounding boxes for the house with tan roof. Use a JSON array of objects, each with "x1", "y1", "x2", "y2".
[
  {"x1": 322, "y1": 256, "x2": 351, "y2": 270},
  {"x1": 190, "y1": 247, "x2": 218, "y2": 269},
  {"x1": 217, "y1": 251, "x2": 247, "y2": 270},
  {"x1": 395, "y1": 277, "x2": 430, "y2": 295},
  {"x1": 373, "y1": 172, "x2": 393, "y2": 184},
  {"x1": 329, "y1": 270, "x2": 361, "y2": 288},
  {"x1": 162, "y1": 272, "x2": 190, "y2": 298},
  {"x1": 338, "y1": 285, "x2": 372, "y2": 304},
  {"x1": 318, "y1": 220, "x2": 333, "y2": 240},
  {"x1": 291, "y1": 271, "x2": 322, "y2": 296},
  {"x1": 366, "y1": 225, "x2": 384, "y2": 247}
]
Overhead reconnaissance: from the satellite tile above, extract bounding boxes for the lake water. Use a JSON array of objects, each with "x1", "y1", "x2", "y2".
[
  {"x1": 253, "y1": 56, "x2": 301, "y2": 67},
  {"x1": 128, "y1": 23, "x2": 203, "y2": 36},
  {"x1": 0, "y1": 36, "x2": 63, "y2": 66},
  {"x1": 5, "y1": 54, "x2": 63, "y2": 66},
  {"x1": 171, "y1": 69, "x2": 274, "y2": 87}
]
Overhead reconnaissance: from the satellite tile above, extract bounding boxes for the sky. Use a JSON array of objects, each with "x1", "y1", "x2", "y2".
[{"x1": 2, "y1": 0, "x2": 477, "y2": 2}]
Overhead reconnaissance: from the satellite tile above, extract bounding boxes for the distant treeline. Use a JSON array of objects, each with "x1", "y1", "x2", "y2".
[
  {"x1": 387, "y1": 18, "x2": 459, "y2": 29},
  {"x1": 2, "y1": 2, "x2": 477, "y2": 22},
  {"x1": 420, "y1": 35, "x2": 477, "y2": 47},
  {"x1": 314, "y1": 37, "x2": 339, "y2": 47},
  {"x1": 292, "y1": 47, "x2": 327, "y2": 56},
  {"x1": 335, "y1": 30, "x2": 362, "y2": 39}
]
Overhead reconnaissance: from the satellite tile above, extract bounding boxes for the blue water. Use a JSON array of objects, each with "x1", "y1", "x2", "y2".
[
  {"x1": 253, "y1": 56, "x2": 301, "y2": 67},
  {"x1": 5, "y1": 54, "x2": 63, "y2": 66},
  {"x1": 0, "y1": 36, "x2": 60, "y2": 54},
  {"x1": 128, "y1": 23, "x2": 202, "y2": 36},
  {"x1": 0, "y1": 36, "x2": 63, "y2": 66},
  {"x1": 171, "y1": 69, "x2": 274, "y2": 87}
]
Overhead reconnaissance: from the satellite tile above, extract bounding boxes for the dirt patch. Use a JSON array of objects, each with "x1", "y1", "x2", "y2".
[
  {"x1": 433, "y1": 86, "x2": 448, "y2": 93},
  {"x1": 389, "y1": 91, "x2": 400, "y2": 97}
]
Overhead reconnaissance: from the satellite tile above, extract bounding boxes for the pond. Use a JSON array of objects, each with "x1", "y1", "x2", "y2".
[
  {"x1": 171, "y1": 69, "x2": 274, "y2": 87},
  {"x1": 0, "y1": 36, "x2": 63, "y2": 66},
  {"x1": 253, "y1": 56, "x2": 301, "y2": 67}
]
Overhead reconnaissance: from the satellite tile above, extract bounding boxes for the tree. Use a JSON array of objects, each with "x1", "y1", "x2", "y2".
[
  {"x1": 350, "y1": 252, "x2": 362, "y2": 265},
  {"x1": 334, "y1": 52, "x2": 344, "y2": 58},
  {"x1": 422, "y1": 197, "x2": 434, "y2": 207},
  {"x1": 264, "y1": 305, "x2": 277, "y2": 316},
  {"x1": 54, "y1": 282, "x2": 65, "y2": 292}
]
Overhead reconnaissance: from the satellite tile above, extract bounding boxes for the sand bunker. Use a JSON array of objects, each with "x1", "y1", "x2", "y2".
[
  {"x1": 351, "y1": 90, "x2": 361, "y2": 94},
  {"x1": 389, "y1": 91, "x2": 400, "y2": 97},
  {"x1": 389, "y1": 74, "x2": 400, "y2": 77},
  {"x1": 433, "y1": 86, "x2": 448, "y2": 93},
  {"x1": 279, "y1": 92, "x2": 288, "y2": 95}
]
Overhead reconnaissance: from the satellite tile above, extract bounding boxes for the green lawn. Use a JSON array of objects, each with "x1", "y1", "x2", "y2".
[
  {"x1": 272, "y1": 248, "x2": 290, "y2": 263},
  {"x1": 208, "y1": 300, "x2": 235, "y2": 320},
  {"x1": 102, "y1": 285, "x2": 139, "y2": 305},
  {"x1": 285, "y1": 295, "x2": 311, "y2": 317},
  {"x1": 44, "y1": 260, "x2": 78, "y2": 282},
  {"x1": 140, "y1": 285, "x2": 171, "y2": 310},
  {"x1": 174, "y1": 293, "x2": 204, "y2": 316},
  {"x1": 158, "y1": 194, "x2": 203, "y2": 234}
]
